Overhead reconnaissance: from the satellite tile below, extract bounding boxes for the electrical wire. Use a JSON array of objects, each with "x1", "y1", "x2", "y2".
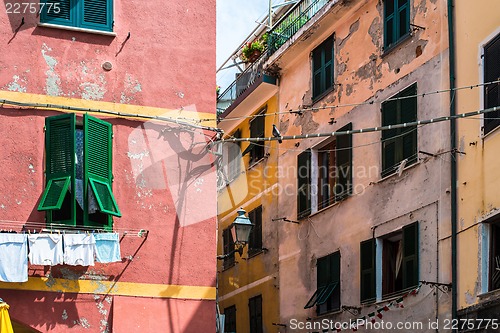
[
  {"x1": 0, "y1": 98, "x2": 221, "y2": 134},
  {"x1": 217, "y1": 80, "x2": 500, "y2": 122},
  {"x1": 216, "y1": 105, "x2": 498, "y2": 144}
]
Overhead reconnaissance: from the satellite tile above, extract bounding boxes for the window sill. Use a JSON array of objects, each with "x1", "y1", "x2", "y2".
[
  {"x1": 381, "y1": 33, "x2": 412, "y2": 58},
  {"x1": 247, "y1": 156, "x2": 267, "y2": 170},
  {"x1": 478, "y1": 288, "x2": 500, "y2": 301},
  {"x1": 378, "y1": 159, "x2": 420, "y2": 183},
  {"x1": 246, "y1": 248, "x2": 267, "y2": 260},
  {"x1": 482, "y1": 124, "x2": 500, "y2": 140},
  {"x1": 38, "y1": 23, "x2": 117, "y2": 37},
  {"x1": 312, "y1": 85, "x2": 336, "y2": 105}
]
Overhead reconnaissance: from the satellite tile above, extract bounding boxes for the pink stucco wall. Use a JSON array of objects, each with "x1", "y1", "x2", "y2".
[{"x1": 0, "y1": 0, "x2": 217, "y2": 332}]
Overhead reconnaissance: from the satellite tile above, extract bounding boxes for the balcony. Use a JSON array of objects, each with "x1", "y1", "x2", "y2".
[{"x1": 217, "y1": 0, "x2": 330, "y2": 117}]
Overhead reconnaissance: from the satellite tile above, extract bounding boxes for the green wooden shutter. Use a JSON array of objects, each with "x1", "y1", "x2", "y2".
[
  {"x1": 39, "y1": 114, "x2": 76, "y2": 225},
  {"x1": 336, "y1": 123, "x2": 352, "y2": 200},
  {"x1": 297, "y1": 149, "x2": 311, "y2": 219},
  {"x1": 403, "y1": 222, "x2": 419, "y2": 289},
  {"x1": 40, "y1": 0, "x2": 76, "y2": 27},
  {"x1": 360, "y1": 238, "x2": 376, "y2": 302},
  {"x1": 84, "y1": 114, "x2": 121, "y2": 221},
  {"x1": 80, "y1": 0, "x2": 113, "y2": 32},
  {"x1": 484, "y1": 34, "x2": 500, "y2": 134},
  {"x1": 382, "y1": 98, "x2": 398, "y2": 176}
]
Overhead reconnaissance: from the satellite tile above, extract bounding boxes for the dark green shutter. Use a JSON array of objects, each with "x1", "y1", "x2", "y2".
[
  {"x1": 84, "y1": 114, "x2": 121, "y2": 221},
  {"x1": 484, "y1": 34, "x2": 500, "y2": 134},
  {"x1": 336, "y1": 123, "x2": 352, "y2": 200},
  {"x1": 402, "y1": 222, "x2": 419, "y2": 289},
  {"x1": 41, "y1": 0, "x2": 76, "y2": 26},
  {"x1": 81, "y1": 0, "x2": 113, "y2": 32},
  {"x1": 384, "y1": 0, "x2": 409, "y2": 48},
  {"x1": 312, "y1": 35, "x2": 334, "y2": 99},
  {"x1": 249, "y1": 206, "x2": 263, "y2": 253},
  {"x1": 382, "y1": 98, "x2": 398, "y2": 176},
  {"x1": 39, "y1": 114, "x2": 76, "y2": 225},
  {"x1": 360, "y1": 238, "x2": 376, "y2": 302},
  {"x1": 297, "y1": 149, "x2": 311, "y2": 219}
]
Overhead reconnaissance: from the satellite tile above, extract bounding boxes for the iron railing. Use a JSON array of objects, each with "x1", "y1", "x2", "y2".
[
  {"x1": 267, "y1": 0, "x2": 329, "y2": 55},
  {"x1": 216, "y1": 0, "x2": 329, "y2": 116},
  {"x1": 217, "y1": 52, "x2": 269, "y2": 116}
]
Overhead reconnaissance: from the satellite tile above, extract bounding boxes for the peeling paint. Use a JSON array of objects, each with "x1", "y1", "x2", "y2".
[
  {"x1": 464, "y1": 290, "x2": 476, "y2": 305},
  {"x1": 120, "y1": 74, "x2": 142, "y2": 104},
  {"x1": 28, "y1": 164, "x2": 35, "y2": 173},
  {"x1": 7, "y1": 75, "x2": 26, "y2": 92},
  {"x1": 42, "y1": 43, "x2": 62, "y2": 96},
  {"x1": 62, "y1": 309, "x2": 68, "y2": 320}
]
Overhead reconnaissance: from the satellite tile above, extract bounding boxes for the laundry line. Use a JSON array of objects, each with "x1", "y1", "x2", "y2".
[{"x1": 0, "y1": 219, "x2": 148, "y2": 238}]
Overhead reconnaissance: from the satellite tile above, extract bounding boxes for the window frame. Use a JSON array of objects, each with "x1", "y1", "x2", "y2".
[
  {"x1": 40, "y1": 0, "x2": 114, "y2": 33},
  {"x1": 304, "y1": 251, "x2": 341, "y2": 314},
  {"x1": 248, "y1": 109, "x2": 266, "y2": 165},
  {"x1": 297, "y1": 123, "x2": 352, "y2": 219},
  {"x1": 223, "y1": 305, "x2": 237, "y2": 333},
  {"x1": 360, "y1": 222, "x2": 419, "y2": 302},
  {"x1": 312, "y1": 34, "x2": 335, "y2": 101},
  {"x1": 38, "y1": 113, "x2": 120, "y2": 230},
  {"x1": 222, "y1": 227, "x2": 235, "y2": 269},
  {"x1": 383, "y1": 0, "x2": 411, "y2": 50},
  {"x1": 489, "y1": 222, "x2": 500, "y2": 292},
  {"x1": 248, "y1": 295, "x2": 263, "y2": 333},
  {"x1": 483, "y1": 33, "x2": 500, "y2": 135},
  {"x1": 248, "y1": 206, "x2": 263, "y2": 256},
  {"x1": 227, "y1": 130, "x2": 242, "y2": 182},
  {"x1": 381, "y1": 84, "x2": 418, "y2": 178}
]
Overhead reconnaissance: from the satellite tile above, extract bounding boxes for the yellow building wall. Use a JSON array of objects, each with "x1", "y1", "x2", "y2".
[
  {"x1": 217, "y1": 95, "x2": 280, "y2": 333},
  {"x1": 454, "y1": 0, "x2": 500, "y2": 309}
]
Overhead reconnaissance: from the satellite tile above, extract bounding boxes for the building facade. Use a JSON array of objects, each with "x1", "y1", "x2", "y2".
[
  {"x1": 0, "y1": 1, "x2": 217, "y2": 332},
  {"x1": 218, "y1": 0, "x2": 456, "y2": 331},
  {"x1": 453, "y1": 0, "x2": 500, "y2": 328}
]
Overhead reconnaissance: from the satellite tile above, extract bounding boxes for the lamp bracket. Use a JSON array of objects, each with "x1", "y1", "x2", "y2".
[{"x1": 420, "y1": 280, "x2": 453, "y2": 293}]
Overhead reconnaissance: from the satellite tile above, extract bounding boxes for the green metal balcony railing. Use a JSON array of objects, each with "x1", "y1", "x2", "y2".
[
  {"x1": 267, "y1": 0, "x2": 329, "y2": 55},
  {"x1": 216, "y1": 0, "x2": 329, "y2": 116}
]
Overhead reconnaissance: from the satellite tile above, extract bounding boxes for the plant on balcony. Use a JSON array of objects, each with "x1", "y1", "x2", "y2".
[{"x1": 240, "y1": 39, "x2": 265, "y2": 63}]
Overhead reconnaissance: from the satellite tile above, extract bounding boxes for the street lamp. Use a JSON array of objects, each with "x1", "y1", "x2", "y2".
[{"x1": 218, "y1": 208, "x2": 254, "y2": 259}]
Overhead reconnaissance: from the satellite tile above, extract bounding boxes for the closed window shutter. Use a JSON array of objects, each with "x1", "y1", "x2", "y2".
[
  {"x1": 41, "y1": 0, "x2": 75, "y2": 26},
  {"x1": 297, "y1": 149, "x2": 311, "y2": 219},
  {"x1": 360, "y1": 238, "x2": 376, "y2": 302},
  {"x1": 336, "y1": 123, "x2": 352, "y2": 199},
  {"x1": 484, "y1": 34, "x2": 500, "y2": 134},
  {"x1": 84, "y1": 114, "x2": 121, "y2": 219},
  {"x1": 81, "y1": 0, "x2": 113, "y2": 32},
  {"x1": 402, "y1": 222, "x2": 419, "y2": 289},
  {"x1": 38, "y1": 114, "x2": 76, "y2": 225}
]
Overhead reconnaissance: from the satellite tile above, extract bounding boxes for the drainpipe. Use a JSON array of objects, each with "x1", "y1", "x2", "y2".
[{"x1": 447, "y1": 0, "x2": 457, "y2": 328}]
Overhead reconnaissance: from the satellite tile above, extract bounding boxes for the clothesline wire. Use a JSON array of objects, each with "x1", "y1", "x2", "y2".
[
  {"x1": 217, "y1": 105, "x2": 499, "y2": 144},
  {"x1": 216, "y1": 79, "x2": 500, "y2": 123},
  {"x1": 0, "y1": 219, "x2": 148, "y2": 236}
]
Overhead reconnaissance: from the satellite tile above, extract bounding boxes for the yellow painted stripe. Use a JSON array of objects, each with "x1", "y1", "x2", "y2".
[
  {"x1": 0, "y1": 91, "x2": 216, "y2": 127},
  {"x1": 0, "y1": 277, "x2": 216, "y2": 300}
]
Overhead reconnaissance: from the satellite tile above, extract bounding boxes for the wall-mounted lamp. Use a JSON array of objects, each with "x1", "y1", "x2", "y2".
[{"x1": 217, "y1": 208, "x2": 254, "y2": 259}]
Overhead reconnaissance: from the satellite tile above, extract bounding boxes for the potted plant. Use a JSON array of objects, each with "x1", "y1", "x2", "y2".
[{"x1": 240, "y1": 39, "x2": 265, "y2": 63}]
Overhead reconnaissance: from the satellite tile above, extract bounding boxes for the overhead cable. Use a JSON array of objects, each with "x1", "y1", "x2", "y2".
[{"x1": 216, "y1": 106, "x2": 498, "y2": 143}]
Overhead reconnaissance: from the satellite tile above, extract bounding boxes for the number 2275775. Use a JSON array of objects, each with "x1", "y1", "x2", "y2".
[{"x1": 5, "y1": 3, "x2": 61, "y2": 14}]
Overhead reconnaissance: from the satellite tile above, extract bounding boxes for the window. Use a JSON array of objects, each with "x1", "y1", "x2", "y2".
[
  {"x1": 483, "y1": 33, "x2": 500, "y2": 135},
  {"x1": 489, "y1": 223, "x2": 500, "y2": 291},
  {"x1": 360, "y1": 222, "x2": 419, "y2": 302},
  {"x1": 40, "y1": 0, "x2": 113, "y2": 32},
  {"x1": 220, "y1": 130, "x2": 242, "y2": 185},
  {"x1": 297, "y1": 123, "x2": 352, "y2": 219},
  {"x1": 360, "y1": 239, "x2": 376, "y2": 302},
  {"x1": 248, "y1": 111, "x2": 265, "y2": 164},
  {"x1": 381, "y1": 84, "x2": 417, "y2": 177},
  {"x1": 248, "y1": 206, "x2": 263, "y2": 255},
  {"x1": 224, "y1": 305, "x2": 237, "y2": 333},
  {"x1": 222, "y1": 227, "x2": 235, "y2": 269},
  {"x1": 312, "y1": 34, "x2": 334, "y2": 100},
  {"x1": 383, "y1": 0, "x2": 410, "y2": 49},
  {"x1": 304, "y1": 251, "x2": 340, "y2": 314},
  {"x1": 38, "y1": 114, "x2": 121, "y2": 230},
  {"x1": 248, "y1": 295, "x2": 263, "y2": 333}
]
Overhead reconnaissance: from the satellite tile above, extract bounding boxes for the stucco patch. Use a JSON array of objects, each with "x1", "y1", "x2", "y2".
[
  {"x1": 120, "y1": 74, "x2": 142, "y2": 104},
  {"x1": 293, "y1": 110, "x2": 319, "y2": 135},
  {"x1": 7, "y1": 75, "x2": 26, "y2": 92},
  {"x1": 464, "y1": 290, "x2": 476, "y2": 305},
  {"x1": 368, "y1": 16, "x2": 381, "y2": 49},
  {"x1": 338, "y1": 19, "x2": 360, "y2": 51},
  {"x1": 41, "y1": 43, "x2": 62, "y2": 96}
]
